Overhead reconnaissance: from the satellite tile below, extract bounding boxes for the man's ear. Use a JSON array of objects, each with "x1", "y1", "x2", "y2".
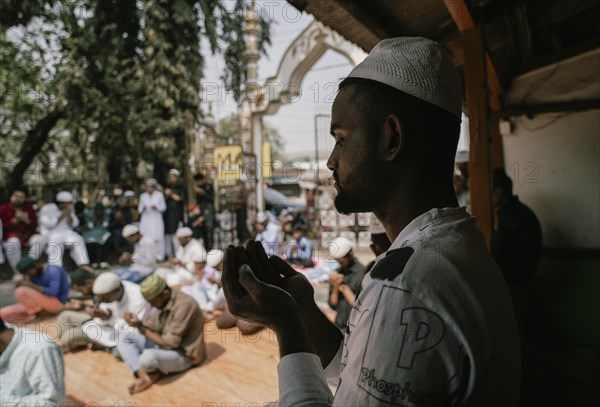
[{"x1": 383, "y1": 114, "x2": 403, "y2": 161}]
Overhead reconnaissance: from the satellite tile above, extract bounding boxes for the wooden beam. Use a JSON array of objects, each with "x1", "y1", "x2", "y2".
[
  {"x1": 288, "y1": 0, "x2": 386, "y2": 52},
  {"x1": 443, "y1": 0, "x2": 503, "y2": 112},
  {"x1": 500, "y1": 99, "x2": 600, "y2": 117},
  {"x1": 464, "y1": 26, "x2": 494, "y2": 245}
]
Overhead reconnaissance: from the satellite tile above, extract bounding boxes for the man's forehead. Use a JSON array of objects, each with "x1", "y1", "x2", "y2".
[
  {"x1": 332, "y1": 86, "x2": 362, "y2": 126},
  {"x1": 332, "y1": 85, "x2": 353, "y2": 109}
]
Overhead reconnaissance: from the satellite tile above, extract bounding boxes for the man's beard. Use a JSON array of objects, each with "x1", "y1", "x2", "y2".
[
  {"x1": 333, "y1": 158, "x2": 384, "y2": 215},
  {"x1": 334, "y1": 185, "x2": 378, "y2": 215}
]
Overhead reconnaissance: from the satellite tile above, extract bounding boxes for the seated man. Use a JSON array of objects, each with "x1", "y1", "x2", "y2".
[
  {"x1": 0, "y1": 188, "x2": 38, "y2": 274},
  {"x1": 182, "y1": 249, "x2": 226, "y2": 312},
  {"x1": 109, "y1": 195, "x2": 134, "y2": 254},
  {"x1": 254, "y1": 211, "x2": 281, "y2": 256},
  {"x1": 121, "y1": 275, "x2": 206, "y2": 394},
  {"x1": 56, "y1": 268, "x2": 96, "y2": 352},
  {"x1": 83, "y1": 272, "x2": 153, "y2": 349},
  {"x1": 156, "y1": 227, "x2": 206, "y2": 287},
  {"x1": 285, "y1": 224, "x2": 314, "y2": 266},
  {"x1": 81, "y1": 203, "x2": 112, "y2": 267},
  {"x1": 327, "y1": 237, "x2": 365, "y2": 329},
  {"x1": 114, "y1": 224, "x2": 157, "y2": 283},
  {"x1": 0, "y1": 256, "x2": 69, "y2": 323},
  {"x1": 187, "y1": 203, "x2": 204, "y2": 240},
  {"x1": 33, "y1": 191, "x2": 93, "y2": 272},
  {"x1": 0, "y1": 318, "x2": 65, "y2": 405}
]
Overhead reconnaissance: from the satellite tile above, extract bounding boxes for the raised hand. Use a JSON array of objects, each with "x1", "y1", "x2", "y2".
[
  {"x1": 329, "y1": 271, "x2": 344, "y2": 287},
  {"x1": 222, "y1": 244, "x2": 314, "y2": 357},
  {"x1": 222, "y1": 245, "x2": 298, "y2": 330},
  {"x1": 124, "y1": 311, "x2": 141, "y2": 328},
  {"x1": 244, "y1": 240, "x2": 315, "y2": 310}
]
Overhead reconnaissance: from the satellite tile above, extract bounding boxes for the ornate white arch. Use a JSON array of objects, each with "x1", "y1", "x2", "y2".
[
  {"x1": 254, "y1": 20, "x2": 367, "y2": 115},
  {"x1": 242, "y1": 20, "x2": 367, "y2": 211}
]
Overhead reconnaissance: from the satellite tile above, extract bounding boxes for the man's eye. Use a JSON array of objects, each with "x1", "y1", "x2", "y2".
[{"x1": 335, "y1": 138, "x2": 344, "y2": 146}]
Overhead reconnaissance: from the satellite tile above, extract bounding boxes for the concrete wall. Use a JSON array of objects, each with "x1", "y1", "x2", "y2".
[
  {"x1": 503, "y1": 48, "x2": 600, "y2": 249},
  {"x1": 502, "y1": 110, "x2": 600, "y2": 248}
]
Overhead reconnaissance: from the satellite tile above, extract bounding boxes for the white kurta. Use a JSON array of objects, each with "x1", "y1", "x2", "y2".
[
  {"x1": 157, "y1": 238, "x2": 206, "y2": 287},
  {"x1": 175, "y1": 239, "x2": 206, "y2": 274},
  {"x1": 0, "y1": 328, "x2": 65, "y2": 406},
  {"x1": 255, "y1": 221, "x2": 281, "y2": 256},
  {"x1": 180, "y1": 265, "x2": 225, "y2": 311},
  {"x1": 36, "y1": 203, "x2": 89, "y2": 266},
  {"x1": 138, "y1": 191, "x2": 166, "y2": 260},
  {"x1": 39, "y1": 203, "x2": 79, "y2": 235},
  {"x1": 130, "y1": 236, "x2": 157, "y2": 276},
  {"x1": 84, "y1": 280, "x2": 154, "y2": 348}
]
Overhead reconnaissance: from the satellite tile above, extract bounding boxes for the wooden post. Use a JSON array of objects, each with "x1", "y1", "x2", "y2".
[
  {"x1": 463, "y1": 27, "x2": 493, "y2": 245},
  {"x1": 443, "y1": 0, "x2": 506, "y2": 171},
  {"x1": 490, "y1": 115, "x2": 505, "y2": 169}
]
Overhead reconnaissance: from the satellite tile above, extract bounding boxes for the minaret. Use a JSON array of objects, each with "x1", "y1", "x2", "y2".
[
  {"x1": 241, "y1": 0, "x2": 261, "y2": 154},
  {"x1": 242, "y1": 0, "x2": 265, "y2": 211},
  {"x1": 244, "y1": 0, "x2": 261, "y2": 86},
  {"x1": 202, "y1": 101, "x2": 216, "y2": 181}
]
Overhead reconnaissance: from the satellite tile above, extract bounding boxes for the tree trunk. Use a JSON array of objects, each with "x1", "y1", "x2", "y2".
[{"x1": 6, "y1": 108, "x2": 64, "y2": 192}]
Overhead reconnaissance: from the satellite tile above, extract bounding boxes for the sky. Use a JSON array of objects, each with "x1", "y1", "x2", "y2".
[{"x1": 201, "y1": 3, "x2": 357, "y2": 159}]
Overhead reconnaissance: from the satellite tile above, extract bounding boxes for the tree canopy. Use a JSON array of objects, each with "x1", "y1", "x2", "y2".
[{"x1": 0, "y1": 0, "x2": 271, "y2": 195}]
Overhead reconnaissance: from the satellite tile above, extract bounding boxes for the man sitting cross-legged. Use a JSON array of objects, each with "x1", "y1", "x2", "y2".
[
  {"x1": 81, "y1": 272, "x2": 153, "y2": 350},
  {"x1": 155, "y1": 227, "x2": 207, "y2": 287},
  {"x1": 0, "y1": 256, "x2": 69, "y2": 323},
  {"x1": 56, "y1": 268, "x2": 96, "y2": 352},
  {"x1": 120, "y1": 275, "x2": 206, "y2": 394},
  {"x1": 114, "y1": 224, "x2": 157, "y2": 283}
]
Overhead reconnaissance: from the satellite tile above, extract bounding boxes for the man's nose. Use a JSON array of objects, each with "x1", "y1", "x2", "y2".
[{"x1": 326, "y1": 151, "x2": 337, "y2": 171}]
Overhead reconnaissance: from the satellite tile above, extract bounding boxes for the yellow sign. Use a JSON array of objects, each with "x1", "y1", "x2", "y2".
[
  {"x1": 262, "y1": 141, "x2": 272, "y2": 180},
  {"x1": 214, "y1": 145, "x2": 243, "y2": 186}
]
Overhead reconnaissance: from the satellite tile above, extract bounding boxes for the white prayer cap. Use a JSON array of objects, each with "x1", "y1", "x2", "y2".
[
  {"x1": 165, "y1": 273, "x2": 186, "y2": 288},
  {"x1": 256, "y1": 211, "x2": 268, "y2": 223},
  {"x1": 346, "y1": 37, "x2": 462, "y2": 118},
  {"x1": 145, "y1": 178, "x2": 158, "y2": 187},
  {"x1": 329, "y1": 237, "x2": 354, "y2": 260},
  {"x1": 56, "y1": 191, "x2": 73, "y2": 202},
  {"x1": 92, "y1": 272, "x2": 121, "y2": 295},
  {"x1": 369, "y1": 216, "x2": 386, "y2": 235},
  {"x1": 123, "y1": 190, "x2": 135, "y2": 198},
  {"x1": 192, "y1": 248, "x2": 208, "y2": 263},
  {"x1": 168, "y1": 168, "x2": 181, "y2": 177},
  {"x1": 175, "y1": 227, "x2": 193, "y2": 238},
  {"x1": 122, "y1": 224, "x2": 139, "y2": 238},
  {"x1": 206, "y1": 250, "x2": 224, "y2": 268}
]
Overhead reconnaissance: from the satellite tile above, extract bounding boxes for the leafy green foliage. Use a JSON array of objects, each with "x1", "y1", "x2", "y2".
[{"x1": 0, "y1": 0, "x2": 271, "y2": 191}]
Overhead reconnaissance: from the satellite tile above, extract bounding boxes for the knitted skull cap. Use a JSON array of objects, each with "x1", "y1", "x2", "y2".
[
  {"x1": 140, "y1": 275, "x2": 167, "y2": 300},
  {"x1": 346, "y1": 37, "x2": 462, "y2": 118}
]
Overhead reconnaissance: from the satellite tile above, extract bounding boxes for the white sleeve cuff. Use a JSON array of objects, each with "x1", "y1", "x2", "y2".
[{"x1": 278, "y1": 352, "x2": 333, "y2": 406}]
